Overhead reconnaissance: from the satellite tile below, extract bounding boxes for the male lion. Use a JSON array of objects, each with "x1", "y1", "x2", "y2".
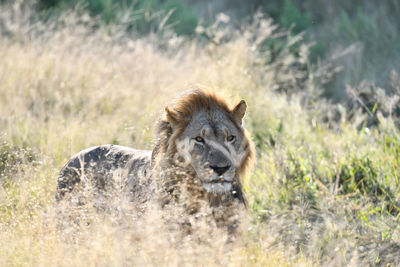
[{"x1": 56, "y1": 88, "x2": 254, "y2": 234}]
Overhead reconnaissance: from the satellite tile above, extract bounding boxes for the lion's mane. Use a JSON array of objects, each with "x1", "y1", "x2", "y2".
[{"x1": 151, "y1": 89, "x2": 254, "y2": 207}]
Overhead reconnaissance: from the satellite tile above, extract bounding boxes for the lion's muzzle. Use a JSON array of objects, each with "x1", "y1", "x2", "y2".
[{"x1": 210, "y1": 165, "x2": 231, "y2": 176}]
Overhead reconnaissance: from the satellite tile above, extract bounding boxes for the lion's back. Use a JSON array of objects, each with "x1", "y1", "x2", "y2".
[{"x1": 56, "y1": 144, "x2": 153, "y2": 204}]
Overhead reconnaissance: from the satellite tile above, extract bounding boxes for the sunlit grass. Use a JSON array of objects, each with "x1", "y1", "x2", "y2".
[{"x1": 0, "y1": 3, "x2": 399, "y2": 266}]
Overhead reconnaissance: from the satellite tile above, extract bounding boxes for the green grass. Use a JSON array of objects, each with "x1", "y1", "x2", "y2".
[
  {"x1": 36, "y1": 0, "x2": 198, "y2": 35},
  {"x1": 0, "y1": 3, "x2": 400, "y2": 266}
]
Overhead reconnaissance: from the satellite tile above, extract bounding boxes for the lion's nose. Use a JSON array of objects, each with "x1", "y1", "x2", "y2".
[{"x1": 210, "y1": 165, "x2": 230, "y2": 176}]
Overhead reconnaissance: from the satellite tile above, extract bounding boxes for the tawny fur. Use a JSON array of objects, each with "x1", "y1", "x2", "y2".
[
  {"x1": 154, "y1": 89, "x2": 254, "y2": 179},
  {"x1": 57, "y1": 88, "x2": 254, "y2": 234}
]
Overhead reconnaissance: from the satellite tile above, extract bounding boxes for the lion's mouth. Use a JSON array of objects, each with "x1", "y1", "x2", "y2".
[
  {"x1": 210, "y1": 177, "x2": 232, "y2": 183},
  {"x1": 203, "y1": 179, "x2": 232, "y2": 193}
]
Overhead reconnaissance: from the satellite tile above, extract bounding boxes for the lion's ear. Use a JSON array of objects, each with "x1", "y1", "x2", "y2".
[
  {"x1": 165, "y1": 107, "x2": 180, "y2": 125},
  {"x1": 232, "y1": 100, "x2": 247, "y2": 125}
]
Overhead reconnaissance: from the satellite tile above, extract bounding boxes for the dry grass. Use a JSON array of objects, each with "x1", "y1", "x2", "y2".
[{"x1": 1, "y1": 2, "x2": 400, "y2": 266}]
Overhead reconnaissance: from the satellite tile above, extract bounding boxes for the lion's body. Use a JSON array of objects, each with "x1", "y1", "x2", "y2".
[
  {"x1": 57, "y1": 89, "x2": 254, "y2": 234},
  {"x1": 56, "y1": 145, "x2": 153, "y2": 204}
]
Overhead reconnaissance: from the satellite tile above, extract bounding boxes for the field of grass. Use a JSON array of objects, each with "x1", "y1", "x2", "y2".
[
  {"x1": 29, "y1": 0, "x2": 400, "y2": 100},
  {"x1": 1, "y1": 2, "x2": 400, "y2": 266}
]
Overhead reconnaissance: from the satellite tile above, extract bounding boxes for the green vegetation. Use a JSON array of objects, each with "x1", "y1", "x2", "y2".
[
  {"x1": 36, "y1": 0, "x2": 198, "y2": 34},
  {"x1": 0, "y1": 1, "x2": 400, "y2": 265},
  {"x1": 18, "y1": 0, "x2": 399, "y2": 99}
]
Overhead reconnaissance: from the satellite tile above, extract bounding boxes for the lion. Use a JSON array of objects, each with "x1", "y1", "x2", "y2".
[{"x1": 56, "y1": 88, "x2": 254, "y2": 234}]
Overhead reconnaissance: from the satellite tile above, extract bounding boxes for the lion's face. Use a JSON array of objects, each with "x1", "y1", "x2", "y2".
[
  {"x1": 175, "y1": 108, "x2": 248, "y2": 194},
  {"x1": 159, "y1": 89, "x2": 253, "y2": 200}
]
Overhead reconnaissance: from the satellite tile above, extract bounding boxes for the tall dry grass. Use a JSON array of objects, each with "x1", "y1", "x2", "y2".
[
  {"x1": 1, "y1": 2, "x2": 400, "y2": 266},
  {"x1": 0, "y1": 4, "x2": 309, "y2": 266}
]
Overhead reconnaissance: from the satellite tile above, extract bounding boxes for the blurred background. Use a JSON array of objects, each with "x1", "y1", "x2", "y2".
[{"x1": 9, "y1": 0, "x2": 400, "y2": 100}]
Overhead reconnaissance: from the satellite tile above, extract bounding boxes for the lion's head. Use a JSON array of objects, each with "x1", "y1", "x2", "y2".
[{"x1": 153, "y1": 88, "x2": 254, "y2": 205}]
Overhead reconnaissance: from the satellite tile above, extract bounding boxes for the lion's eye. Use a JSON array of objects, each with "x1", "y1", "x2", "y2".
[
  {"x1": 194, "y1": 136, "x2": 205, "y2": 143},
  {"x1": 227, "y1": 135, "x2": 236, "y2": 142}
]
